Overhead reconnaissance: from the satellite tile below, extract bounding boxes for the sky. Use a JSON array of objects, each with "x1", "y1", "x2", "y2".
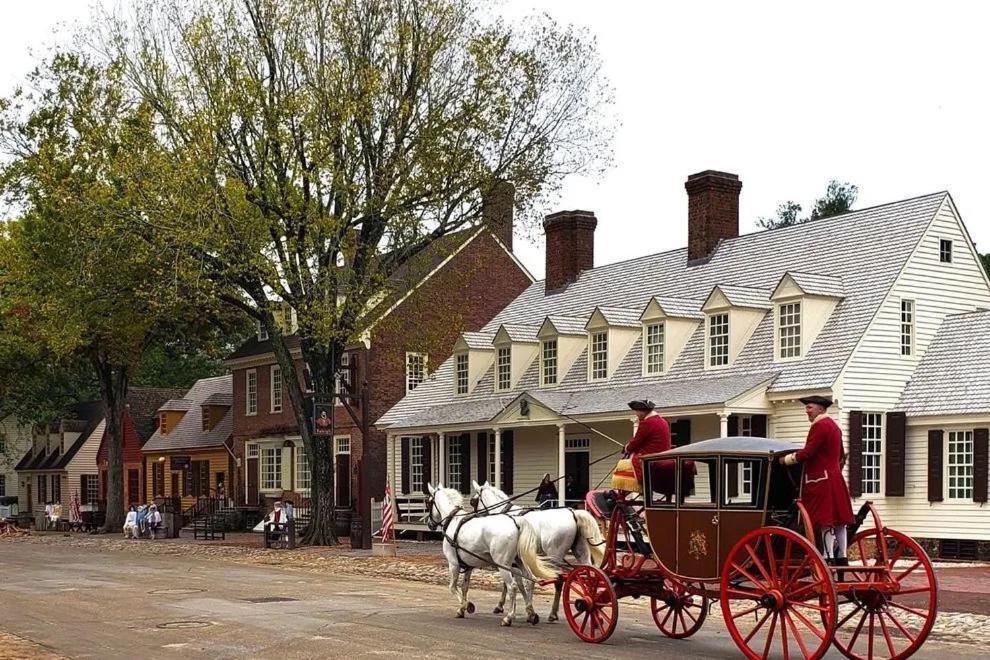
[{"x1": 2, "y1": 1, "x2": 989, "y2": 279}]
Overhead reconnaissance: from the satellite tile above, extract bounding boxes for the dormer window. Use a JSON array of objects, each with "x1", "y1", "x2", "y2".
[
  {"x1": 455, "y1": 354, "x2": 469, "y2": 395},
  {"x1": 159, "y1": 412, "x2": 169, "y2": 435},
  {"x1": 589, "y1": 331, "x2": 608, "y2": 380},
  {"x1": 708, "y1": 313, "x2": 730, "y2": 367},
  {"x1": 541, "y1": 339, "x2": 558, "y2": 386},
  {"x1": 496, "y1": 346, "x2": 512, "y2": 391},
  {"x1": 644, "y1": 322, "x2": 665, "y2": 375},
  {"x1": 939, "y1": 239, "x2": 953, "y2": 263},
  {"x1": 202, "y1": 408, "x2": 210, "y2": 431},
  {"x1": 777, "y1": 302, "x2": 802, "y2": 359}
]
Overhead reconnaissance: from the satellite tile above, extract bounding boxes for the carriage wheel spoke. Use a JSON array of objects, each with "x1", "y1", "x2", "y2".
[
  {"x1": 894, "y1": 560, "x2": 922, "y2": 583},
  {"x1": 896, "y1": 585, "x2": 933, "y2": 596},
  {"x1": 761, "y1": 612, "x2": 779, "y2": 660},
  {"x1": 878, "y1": 608, "x2": 898, "y2": 657},
  {"x1": 847, "y1": 608, "x2": 870, "y2": 651},
  {"x1": 780, "y1": 609, "x2": 790, "y2": 660},
  {"x1": 732, "y1": 562, "x2": 770, "y2": 591},
  {"x1": 783, "y1": 610, "x2": 811, "y2": 659},
  {"x1": 883, "y1": 607, "x2": 918, "y2": 643},
  {"x1": 744, "y1": 542, "x2": 774, "y2": 586},
  {"x1": 836, "y1": 603, "x2": 864, "y2": 630},
  {"x1": 676, "y1": 609, "x2": 688, "y2": 634},
  {"x1": 744, "y1": 608, "x2": 773, "y2": 644},
  {"x1": 660, "y1": 605, "x2": 675, "y2": 629},
  {"x1": 683, "y1": 605, "x2": 699, "y2": 624},
  {"x1": 726, "y1": 587, "x2": 764, "y2": 600},
  {"x1": 868, "y1": 612, "x2": 876, "y2": 659},
  {"x1": 732, "y1": 604, "x2": 762, "y2": 620},
  {"x1": 888, "y1": 600, "x2": 928, "y2": 619},
  {"x1": 790, "y1": 600, "x2": 828, "y2": 613},
  {"x1": 781, "y1": 555, "x2": 811, "y2": 593},
  {"x1": 580, "y1": 611, "x2": 591, "y2": 634},
  {"x1": 788, "y1": 602, "x2": 827, "y2": 641}
]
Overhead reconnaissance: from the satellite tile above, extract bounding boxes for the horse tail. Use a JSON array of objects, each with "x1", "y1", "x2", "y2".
[
  {"x1": 573, "y1": 510, "x2": 607, "y2": 566},
  {"x1": 516, "y1": 517, "x2": 557, "y2": 579}
]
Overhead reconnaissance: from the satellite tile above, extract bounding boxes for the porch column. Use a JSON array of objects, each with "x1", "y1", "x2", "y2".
[
  {"x1": 557, "y1": 424, "x2": 566, "y2": 486},
  {"x1": 438, "y1": 432, "x2": 446, "y2": 487},
  {"x1": 719, "y1": 412, "x2": 730, "y2": 438},
  {"x1": 493, "y1": 427, "x2": 502, "y2": 490}
]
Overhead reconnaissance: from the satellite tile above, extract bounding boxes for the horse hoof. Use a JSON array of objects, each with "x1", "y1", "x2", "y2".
[
  {"x1": 500, "y1": 617, "x2": 512, "y2": 627},
  {"x1": 548, "y1": 614, "x2": 558, "y2": 623},
  {"x1": 528, "y1": 613, "x2": 540, "y2": 625},
  {"x1": 493, "y1": 606, "x2": 504, "y2": 615},
  {"x1": 466, "y1": 602, "x2": 475, "y2": 614},
  {"x1": 455, "y1": 610, "x2": 465, "y2": 618}
]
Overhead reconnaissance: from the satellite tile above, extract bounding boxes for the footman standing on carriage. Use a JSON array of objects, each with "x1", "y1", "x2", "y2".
[{"x1": 779, "y1": 394, "x2": 855, "y2": 566}]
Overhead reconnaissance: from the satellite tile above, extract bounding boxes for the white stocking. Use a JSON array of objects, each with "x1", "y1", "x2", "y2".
[
  {"x1": 835, "y1": 525, "x2": 848, "y2": 559},
  {"x1": 820, "y1": 526, "x2": 837, "y2": 559}
]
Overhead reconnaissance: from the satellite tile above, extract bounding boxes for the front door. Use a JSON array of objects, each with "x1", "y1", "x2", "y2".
[
  {"x1": 564, "y1": 451, "x2": 590, "y2": 506},
  {"x1": 247, "y1": 457, "x2": 259, "y2": 505},
  {"x1": 127, "y1": 469, "x2": 140, "y2": 505},
  {"x1": 26, "y1": 483, "x2": 32, "y2": 513},
  {"x1": 170, "y1": 472, "x2": 180, "y2": 498}
]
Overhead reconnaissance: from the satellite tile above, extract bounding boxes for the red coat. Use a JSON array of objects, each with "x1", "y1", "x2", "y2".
[
  {"x1": 625, "y1": 414, "x2": 671, "y2": 483},
  {"x1": 797, "y1": 415, "x2": 854, "y2": 527}
]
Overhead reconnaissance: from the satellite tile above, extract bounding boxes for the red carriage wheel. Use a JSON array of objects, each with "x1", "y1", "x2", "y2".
[
  {"x1": 832, "y1": 528, "x2": 938, "y2": 660},
  {"x1": 721, "y1": 527, "x2": 837, "y2": 660},
  {"x1": 651, "y1": 579, "x2": 708, "y2": 639},
  {"x1": 562, "y1": 565, "x2": 618, "y2": 643}
]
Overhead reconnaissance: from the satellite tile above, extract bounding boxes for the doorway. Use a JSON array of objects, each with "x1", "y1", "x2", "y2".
[
  {"x1": 564, "y1": 445, "x2": 590, "y2": 506},
  {"x1": 246, "y1": 458, "x2": 259, "y2": 505}
]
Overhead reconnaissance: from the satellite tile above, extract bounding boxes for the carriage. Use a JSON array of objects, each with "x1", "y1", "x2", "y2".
[{"x1": 560, "y1": 436, "x2": 938, "y2": 659}]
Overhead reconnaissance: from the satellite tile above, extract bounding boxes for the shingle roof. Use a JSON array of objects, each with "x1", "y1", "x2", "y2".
[
  {"x1": 592, "y1": 306, "x2": 642, "y2": 327},
  {"x1": 202, "y1": 393, "x2": 233, "y2": 407},
  {"x1": 15, "y1": 401, "x2": 103, "y2": 471},
  {"x1": 895, "y1": 310, "x2": 990, "y2": 416},
  {"x1": 160, "y1": 399, "x2": 195, "y2": 412},
  {"x1": 783, "y1": 271, "x2": 846, "y2": 298},
  {"x1": 459, "y1": 332, "x2": 495, "y2": 350},
  {"x1": 378, "y1": 192, "x2": 948, "y2": 430},
  {"x1": 648, "y1": 297, "x2": 705, "y2": 319},
  {"x1": 496, "y1": 324, "x2": 541, "y2": 343},
  {"x1": 127, "y1": 388, "x2": 188, "y2": 442},
  {"x1": 142, "y1": 376, "x2": 233, "y2": 452},
  {"x1": 543, "y1": 315, "x2": 588, "y2": 335},
  {"x1": 712, "y1": 285, "x2": 773, "y2": 309}
]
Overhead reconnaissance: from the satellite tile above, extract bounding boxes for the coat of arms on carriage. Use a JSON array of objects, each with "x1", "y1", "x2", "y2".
[{"x1": 687, "y1": 529, "x2": 708, "y2": 559}]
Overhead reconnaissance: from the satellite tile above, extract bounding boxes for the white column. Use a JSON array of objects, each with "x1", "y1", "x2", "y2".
[
  {"x1": 493, "y1": 428, "x2": 502, "y2": 490},
  {"x1": 720, "y1": 412, "x2": 730, "y2": 438},
  {"x1": 557, "y1": 424, "x2": 566, "y2": 488},
  {"x1": 438, "y1": 432, "x2": 446, "y2": 488}
]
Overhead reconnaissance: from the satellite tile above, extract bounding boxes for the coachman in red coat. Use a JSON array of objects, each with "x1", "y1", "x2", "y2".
[
  {"x1": 780, "y1": 395, "x2": 854, "y2": 564},
  {"x1": 624, "y1": 399, "x2": 672, "y2": 485}
]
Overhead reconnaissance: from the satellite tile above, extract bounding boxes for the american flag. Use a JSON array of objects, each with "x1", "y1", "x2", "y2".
[{"x1": 381, "y1": 478, "x2": 395, "y2": 543}]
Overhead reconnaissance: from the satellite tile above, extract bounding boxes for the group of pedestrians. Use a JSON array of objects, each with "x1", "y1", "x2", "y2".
[{"x1": 122, "y1": 503, "x2": 163, "y2": 539}]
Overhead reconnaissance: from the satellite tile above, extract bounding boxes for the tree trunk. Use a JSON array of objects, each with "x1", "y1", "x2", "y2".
[
  {"x1": 269, "y1": 327, "x2": 339, "y2": 546},
  {"x1": 94, "y1": 356, "x2": 129, "y2": 534}
]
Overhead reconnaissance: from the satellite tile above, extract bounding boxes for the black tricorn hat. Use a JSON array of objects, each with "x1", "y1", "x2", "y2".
[
  {"x1": 799, "y1": 395, "x2": 834, "y2": 408},
  {"x1": 628, "y1": 399, "x2": 656, "y2": 411}
]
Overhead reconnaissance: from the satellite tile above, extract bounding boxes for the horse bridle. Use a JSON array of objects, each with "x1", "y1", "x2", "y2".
[
  {"x1": 425, "y1": 493, "x2": 460, "y2": 532},
  {"x1": 471, "y1": 489, "x2": 514, "y2": 516}
]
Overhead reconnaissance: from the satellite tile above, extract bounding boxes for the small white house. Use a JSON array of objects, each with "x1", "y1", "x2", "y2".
[
  {"x1": 376, "y1": 170, "x2": 990, "y2": 558},
  {"x1": 0, "y1": 416, "x2": 33, "y2": 516}
]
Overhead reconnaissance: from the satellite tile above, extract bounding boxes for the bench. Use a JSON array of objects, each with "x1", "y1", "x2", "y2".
[{"x1": 263, "y1": 519, "x2": 297, "y2": 549}]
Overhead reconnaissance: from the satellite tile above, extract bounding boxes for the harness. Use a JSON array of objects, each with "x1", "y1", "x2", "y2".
[{"x1": 427, "y1": 494, "x2": 529, "y2": 577}]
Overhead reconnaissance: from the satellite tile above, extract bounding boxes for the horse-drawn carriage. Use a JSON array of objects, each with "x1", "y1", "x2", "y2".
[{"x1": 562, "y1": 436, "x2": 938, "y2": 659}]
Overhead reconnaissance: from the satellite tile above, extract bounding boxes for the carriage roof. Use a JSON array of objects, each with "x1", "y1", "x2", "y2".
[{"x1": 644, "y1": 436, "x2": 800, "y2": 460}]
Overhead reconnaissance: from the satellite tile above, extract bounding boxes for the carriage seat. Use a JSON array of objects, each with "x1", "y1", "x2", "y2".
[{"x1": 585, "y1": 489, "x2": 618, "y2": 520}]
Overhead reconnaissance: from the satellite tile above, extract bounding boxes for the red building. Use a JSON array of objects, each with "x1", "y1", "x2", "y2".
[{"x1": 226, "y1": 194, "x2": 533, "y2": 543}]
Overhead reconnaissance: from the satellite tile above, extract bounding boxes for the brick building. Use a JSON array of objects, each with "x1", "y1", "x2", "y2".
[{"x1": 225, "y1": 194, "x2": 533, "y2": 542}]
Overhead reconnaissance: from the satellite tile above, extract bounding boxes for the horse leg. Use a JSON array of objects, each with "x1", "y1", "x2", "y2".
[
  {"x1": 460, "y1": 568, "x2": 475, "y2": 615},
  {"x1": 498, "y1": 569, "x2": 518, "y2": 627},
  {"x1": 448, "y1": 563, "x2": 467, "y2": 618},
  {"x1": 518, "y1": 570, "x2": 540, "y2": 625},
  {"x1": 548, "y1": 578, "x2": 563, "y2": 623},
  {"x1": 493, "y1": 582, "x2": 507, "y2": 615}
]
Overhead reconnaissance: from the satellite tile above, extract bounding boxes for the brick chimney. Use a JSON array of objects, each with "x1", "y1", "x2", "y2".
[
  {"x1": 481, "y1": 180, "x2": 515, "y2": 251},
  {"x1": 685, "y1": 170, "x2": 742, "y2": 264},
  {"x1": 544, "y1": 210, "x2": 597, "y2": 294}
]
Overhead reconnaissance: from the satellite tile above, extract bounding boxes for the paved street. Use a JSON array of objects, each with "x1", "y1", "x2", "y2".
[{"x1": 0, "y1": 541, "x2": 986, "y2": 659}]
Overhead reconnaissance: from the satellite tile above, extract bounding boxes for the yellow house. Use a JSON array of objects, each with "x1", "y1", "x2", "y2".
[{"x1": 141, "y1": 376, "x2": 236, "y2": 510}]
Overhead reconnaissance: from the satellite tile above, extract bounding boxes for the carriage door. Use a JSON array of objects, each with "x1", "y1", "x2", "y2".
[
  {"x1": 718, "y1": 457, "x2": 767, "y2": 570},
  {"x1": 676, "y1": 458, "x2": 720, "y2": 579}
]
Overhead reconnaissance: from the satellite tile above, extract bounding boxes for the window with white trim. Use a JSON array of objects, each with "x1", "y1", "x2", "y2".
[
  {"x1": 261, "y1": 447, "x2": 281, "y2": 490},
  {"x1": 257, "y1": 320, "x2": 268, "y2": 341},
  {"x1": 335, "y1": 352, "x2": 352, "y2": 405},
  {"x1": 411, "y1": 437, "x2": 425, "y2": 492},
  {"x1": 947, "y1": 430, "x2": 974, "y2": 500},
  {"x1": 406, "y1": 353, "x2": 427, "y2": 393},
  {"x1": 159, "y1": 412, "x2": 169, "y2": 435},
  {"x1": 900, "y1": 300, "x2": 914, "y2": 356},
  {"x1": 939, "y1": 239, "x2": 953, "y2": 263},
  {"x1": 246, "y1": 370, "x2": 258, "y2": 415},
  {"x1": 541, "y1": 339, "x2": 558, "y2": 386},
  {"x1": 496, "y1": 347, "x2": 511, "y2": 391},
  {"x1": 861, "y1": 413, "x2": 883, "y2": 496},
  {"x1": 247, "y1": 444, "x2": 259, "y2": 458},
  {"x1": 708, "y1": 313, "x2": 729, "y2": 367},
  {"x1": 644, "y1": 322, "x2": 665, "y2": 375},
  {"x1": 590, "y1": 331, "x2": 608, "y2": 380},
  {"x1": 84, "y1": 474, "x2": 98, "y2": 504},
  {"x1": 778, "y1": 302, "x2": 802, "y2": 359},
  {"x1": 270, "y1": 365, "x2": 283, "y2": 413},
  {"x1": 335, "y1": 436, "x2": 351, "y2": 455},
  {"x1": 446, "y1": 439, "x2": 462, "y2": 488},
  {"x1": 455, "y1": 354, "x2": 469, "y2": 394},
  {"x1": 565, "y1": 437, "x2": 590, "y2": 450},
  {"x1": 488, "y1": 437, "x2": 498, "y2": 482},
  {"x1": 295, "y1": 447, "x2": 311, "y2": 492}
]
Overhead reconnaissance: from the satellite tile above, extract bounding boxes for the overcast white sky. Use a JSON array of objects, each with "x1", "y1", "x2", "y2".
[{"x1": 3, "y1": 1, "x2": 989, "y2": 279}]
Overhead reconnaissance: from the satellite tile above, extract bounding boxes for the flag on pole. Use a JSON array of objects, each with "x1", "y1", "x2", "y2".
[
  {"x1": 69, "y1": 492, "x2": 81, "y2": 524},
  {"x1": 381, "y1": 478, "x2": 395, "y2": 543}
]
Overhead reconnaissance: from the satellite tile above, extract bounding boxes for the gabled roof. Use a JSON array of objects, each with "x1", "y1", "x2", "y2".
[
  {"x1": 14, "y1": 401, "x2": 104, "y2": 472},
  {"x1": 202, "y1": 393, "x2": 233, "y2": 407},
  {"x1": 378, "y1": 192, "x2": 949, "y2": 429},
  {"x1": 142, "y1": 376, "x2": 234, "y2": 452},
  {"x1": 776, "y1": 271, "x2": 846, "y2": 299},
  {"x1": 494, "y1": 324, "x2": 541, "y2": 343},
  {"x1": 456, "y1": 331, "x2": 495, "y2": 350},
  {"x1": 160, "y1": 399, "x2": 195, "y2": 412},
  {"x1": 587, "y1": 306, "x2": 641, "y2": 328},
  {"x1": 705, "y1": 284, "x2": 773, "y2": 310},
  {"x1": 127, "y1": 388, "x2": 188, "y2": 442},
  {"x1": 641, "y1": 296, "x2": 705, "y2": 320},
  {"x1": 540, "y1": 315, "x2": 588, "y2": 336},
  {"x1": 895, "y1": 310, "x2": 990, "y2": 416}
]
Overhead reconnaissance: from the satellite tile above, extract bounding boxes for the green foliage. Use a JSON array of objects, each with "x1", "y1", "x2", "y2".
[
  {"x1": 981, "y1": 252, "x2": 990, "y2": 279},
  {"x1": 758, "y1": 180, "x2": 859, "y2": 230}
]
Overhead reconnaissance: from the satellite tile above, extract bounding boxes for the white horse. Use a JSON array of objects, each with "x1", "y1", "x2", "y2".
[
  {"x1": 425, "y1": 483, "x2": 556, "y2": 627},
  {"x1": 471, "y1": 480, "x2": 606, "y2": 623}
]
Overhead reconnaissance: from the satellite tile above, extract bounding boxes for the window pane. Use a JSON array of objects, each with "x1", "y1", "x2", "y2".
[
  {"x1": 861, "y1": 412, "x2": 883, "y2": 495},
  {"x1": 247, "y1": 371, "x2": 258, "y2": 414},
  {"x1": 645, "y1": 323, "x2": 665, "y2": 374},
  {"x1": 446, "y1": 439, "x2": 462, "y2": 489},
  {"x1": 590, "y1": 331, "x2": 608, "y2": 380},
  {"x1": 947, "y1": 430, "x2": 974, "y2": 500},
  {"x1": 940, "y1": 239, "x2": 953, "y2": 263},
  {"x1": 296, "y1": 448, "x2": 311, "y2": 491},
  {"x1": 708, "y1": 314, "x2": 729, "y2": 367},
  {"x1": 778, "y1": 302, "x2": 802, "y2": 359},
  {"x1": 455, "y1": 354, "x2": 469, "y2": 394},
  {"x1": 411, "y1": 438, "x2": 425, "y2": 492},
  {"x1": 271, "y1": 366, "x2": 283, "y2": 412},
  {"x1": 723, "y1": 459, "x2": 763, "y2": 507},
  {"x1": 542, "y1": 340, "x2": 558, "y2": 385},
  {"x1": 497, "y1": 347, "x2": 512, "y2": 390},
  {"x1": 900, "y1": 300, "x2": 914, "y2": 356},
  {"x1": 680, "y1": 458, "x2": 717, "y2": 506},
  {"x1": 406, "y1": 353, "x2": 426, "y2": 393},
  {"x1": 262, "y1": 447, "x2": 281, "y2": 490}
]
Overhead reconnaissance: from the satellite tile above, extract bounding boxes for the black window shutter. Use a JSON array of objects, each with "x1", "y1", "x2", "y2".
[
  {"x1": 478, "y1": 433, "x2": 489, "y2": 484},
  {"x1": 847, "y1": 411, "x2": 863, "y2": 498},
  {"x1": 459, "y1": 434, "x2": 471, "y2": 494},
  {"x1": 420, "y1": 436, "x2": 432, "y2": 494},
  {"x1": 502, "y1": 431, "x2": 514, "y2": 494},
  {"x1": 928, "y1": 430, "x2": 944, "y2": 503},
  {"x1": 727, "y1": 415, "x2": 739, "y2": 437},
  {"x1": 885, "y1": 412, "x2": 907, "y2": 497},
  {"x1": 974, "y1": 428, "x2": 989, "y2": 504},
  {"x1": 183, "y1": 462, "x2": 192, "y2": 497},
  {"x1": 336, "y1": 453, "x2": 351, "y2": 507},
  {"x1": 752, "y1": 415, "x2": 768, "y2": 438},
  {"x1": 401, "y1": 438, "x2": 411, "y2": 494},
  {"x1": 80, "y1": 475, "x2": 90, "y2": 505}
]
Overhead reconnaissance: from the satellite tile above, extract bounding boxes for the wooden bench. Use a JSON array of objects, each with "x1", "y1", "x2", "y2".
[{"x1": 263, "y1": 519, "x2": 297, "y2": 549}]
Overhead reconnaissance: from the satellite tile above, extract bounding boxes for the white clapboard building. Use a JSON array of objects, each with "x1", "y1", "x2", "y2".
[{"x1": 376, "y1": 170, "x2": 990, "y2": 559}]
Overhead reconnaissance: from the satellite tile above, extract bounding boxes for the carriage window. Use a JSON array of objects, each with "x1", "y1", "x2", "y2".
[
  {"x1": 645, "y1": 459, "x2": 677, "y2": 507},
  {"x1": 679, "y1": 458, "x2": 717, "y2": 506},
  {"x1": 722, "y1": 458, "x2": 764, "y2": 508}
]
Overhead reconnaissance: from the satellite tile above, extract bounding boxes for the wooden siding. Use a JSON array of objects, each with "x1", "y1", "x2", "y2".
[
  {"x1": 63, "y1": 420, "x2": 105, "y2": 510},
  {"x1": 143, "y1": 447, "x2": 231, "y2": 509}
]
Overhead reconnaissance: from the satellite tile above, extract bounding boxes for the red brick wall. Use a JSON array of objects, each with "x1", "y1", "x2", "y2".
[
  {"x1": 685, "y1": 170, "x2": 742, "y2": 263},
  {"x1": 543, "y1": 211, "x2": 597, "y2": 293}
]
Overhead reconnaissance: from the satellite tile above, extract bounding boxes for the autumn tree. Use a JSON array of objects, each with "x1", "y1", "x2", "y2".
[
  {"x1": 758, "y1": 180, "x2": 859, "y2": 230},
  {"x1": 100, "y1": 0, "x2": 613, "y2": 544}
]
